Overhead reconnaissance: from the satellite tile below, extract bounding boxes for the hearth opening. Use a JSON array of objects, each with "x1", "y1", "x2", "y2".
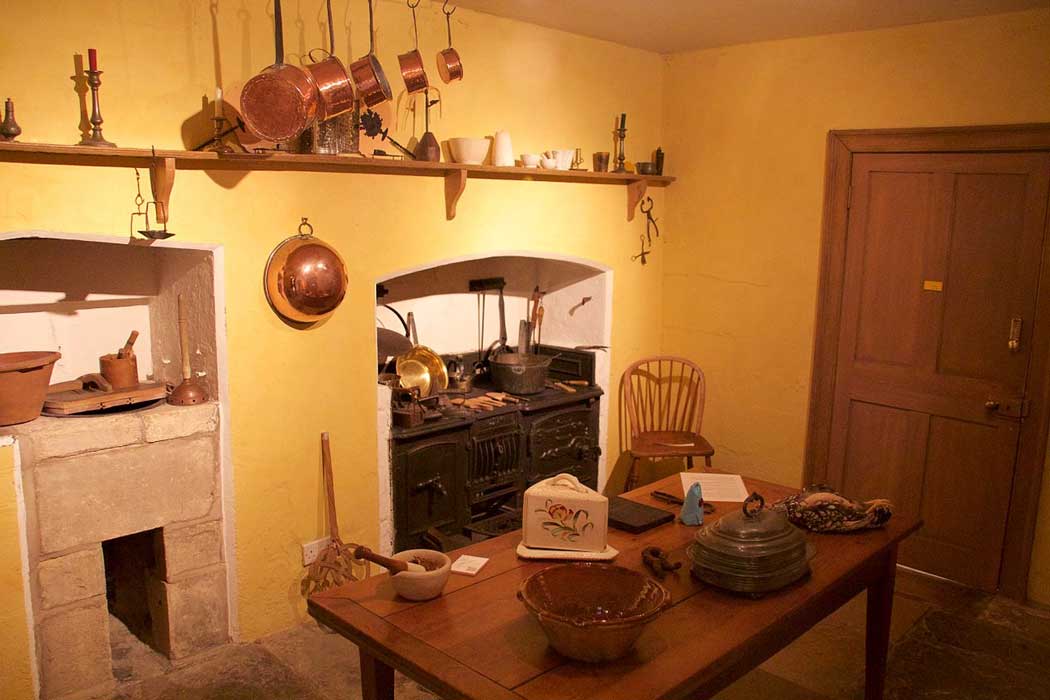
[
  {"x1": 375, "y1": 254, "x2": 612, "y2": 552},
  {"x1": 103, "y1": 529, "x2": 162, "y2": 652}
]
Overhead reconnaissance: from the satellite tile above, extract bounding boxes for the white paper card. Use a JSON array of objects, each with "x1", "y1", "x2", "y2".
[
  {"x1": 451, "y1": 555, "x2": 489, "y2": 576},
  {"x1": 680, "y1": 472, "x2": 750, "y2": 502}
]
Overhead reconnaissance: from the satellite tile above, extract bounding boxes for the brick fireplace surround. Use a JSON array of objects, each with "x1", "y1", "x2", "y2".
[{"x1": 3, "y1": 401, "x2": 228, "y2": 699}]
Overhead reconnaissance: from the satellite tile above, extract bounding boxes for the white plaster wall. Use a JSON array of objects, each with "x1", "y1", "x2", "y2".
[
  {"x1": 0, "y1": 291, "x2": 154, "y2": 383},
  {"x1": 377, "y1": 293, "x2": 533, "y2": 357}
]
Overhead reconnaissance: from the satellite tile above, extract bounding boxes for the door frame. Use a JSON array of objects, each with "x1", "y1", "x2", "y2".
[{"x1": 804, "y1": 124, "x2": 1050, "y2": 599}]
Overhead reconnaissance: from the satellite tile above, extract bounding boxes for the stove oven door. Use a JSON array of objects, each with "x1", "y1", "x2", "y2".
[
  {"x1": 526, "y1": 403, "x2": 600, "y2": 489},
  {"x1": 392, "y1": 429, "x2": 467, "y2": 551}
]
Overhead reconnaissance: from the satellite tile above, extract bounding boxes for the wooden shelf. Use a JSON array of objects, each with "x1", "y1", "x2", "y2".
[{"x1": 0, "y1": 142, "x2": 673, "y2": 222}]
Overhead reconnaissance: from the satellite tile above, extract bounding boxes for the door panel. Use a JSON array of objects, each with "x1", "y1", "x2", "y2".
[{"x1": 828, "y1": 152, "x2": 1050, "y2": 591}]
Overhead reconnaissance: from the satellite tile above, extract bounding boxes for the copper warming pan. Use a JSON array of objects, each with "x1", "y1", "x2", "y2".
[
  {"x1": 240, "y1": 0, "x2": 319, "y2": 142},
  {"x1": 349, "y1": 0, "x2": 393, "y2": 108},
  {"x1": 303, "y1": 0, "x2": 356, "y2": 122},
  {"x1": 264, "y1": 218, "x2": 348, "y2": 324}
]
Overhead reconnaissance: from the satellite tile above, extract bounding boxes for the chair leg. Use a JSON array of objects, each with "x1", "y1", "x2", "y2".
[
  {"x1": 705, "y1": 455, "x2": 712, "y2": 468},
  {"x1": 625, "y1": 455, "x2": 641, "y2": 493},
  {"x1": 687, "y1": 456, "x2": 694, "y2": 471}
]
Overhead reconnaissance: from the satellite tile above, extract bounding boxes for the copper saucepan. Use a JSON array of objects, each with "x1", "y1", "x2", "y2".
[
  {"x1": 303, "y1": 0, "x2": 355, "y2": 121},
  {"x1": 264, "y1": 218, "x2": 348, "y2": 325},
  {"x1": 436, "y1": 1, "x2": 463, "y2": 84},
  {"x1": 397, "y1": 0, "x2": 429, "y2": 95},
  {"x1": 240, "y1": 0, "x2": 319, "y2": 142},
  {"x1": 349, "y1": 0, "x2": 393, "y2": 108}
]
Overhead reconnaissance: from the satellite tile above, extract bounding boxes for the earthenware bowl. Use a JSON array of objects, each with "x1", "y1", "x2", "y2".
[
  {"x1": 635, "y1": 161, "x2": 657, "y2": 175},
  {"x1": 448, "y1": 137, "x2": 490, "y2": 164},
  {"x1": 517, "y1": 563, "x2": 671, "y2": 662},
  {"x1": 390, "y1": 549, "x2": 451, "y2": 601}
]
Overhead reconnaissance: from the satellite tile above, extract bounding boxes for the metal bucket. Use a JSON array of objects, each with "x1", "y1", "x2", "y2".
[{"x1": 489, "y1": 353, "x2": 552, "y2": 395}]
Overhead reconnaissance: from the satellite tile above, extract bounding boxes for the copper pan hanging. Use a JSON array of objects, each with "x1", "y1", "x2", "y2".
[
  {"x1": 397, "y1": 0, "x2": 429, "y2": 94},
  {"x1": 349, "y1": 0, "x2": 393, "y2": 108},
  {"x1": 303, "y1": 0, "x2": 356, "y2": 121},
  {"x1": 436, "y1": 1, "x2": 463, "y2": 84},
  {"x1": 240, "y1": 0, "x2": 320, "y2": 142},
  {"x1": 264, "y1": 218, "x2": 348, "y2": 325}
]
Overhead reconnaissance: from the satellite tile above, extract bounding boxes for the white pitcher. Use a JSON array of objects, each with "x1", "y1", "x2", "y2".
[{"x1": 492, "y1": 130, "x2": 514, "y2": 167}]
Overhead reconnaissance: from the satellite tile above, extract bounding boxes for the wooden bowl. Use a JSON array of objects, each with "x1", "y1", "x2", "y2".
[{"x1": 517, "y1": 563, "x2": 671, "y2": 662}]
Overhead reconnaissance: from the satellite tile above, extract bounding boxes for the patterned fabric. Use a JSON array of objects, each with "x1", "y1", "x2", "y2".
[{"x1": 773, "y1": 484, "x2": 893, "y2": 533}]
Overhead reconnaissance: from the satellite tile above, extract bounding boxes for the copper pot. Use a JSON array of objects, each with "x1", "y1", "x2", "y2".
[
  {"x1": 398, "y1": 50, "x2": 429, "y2": 94},
  {"x1": 240, "y1": 0, "x2": 319, "y2": 142},
  {"x1": 264, "y1": 218, "x2": 348, "y2": 324},
  {"x1": 350, "y1": 0, "x2": 393, "y2": 108},
  {"x1": 436, "y1": 2, "x2": 463, "y2": 84},
  {"x1": 303, "y1": 0, "x2": 355, "y2": 121},
  {"x1": 398, "y1": 1, "x2": 429, "y2": 94}
]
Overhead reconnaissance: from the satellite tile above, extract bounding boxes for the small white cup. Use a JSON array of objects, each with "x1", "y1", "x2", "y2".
[{"x1": 521, "y1": 153, "x2": 541, "y2": 168}]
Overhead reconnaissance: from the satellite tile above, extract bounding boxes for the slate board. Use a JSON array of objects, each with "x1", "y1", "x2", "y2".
[{"x1": 608, "y1": 496, "x2": 675, "y2": 533}]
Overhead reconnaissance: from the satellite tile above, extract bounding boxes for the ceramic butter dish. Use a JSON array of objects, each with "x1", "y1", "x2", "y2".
[{"x1": 523, "y1": 473, "x2": 608, "y2": 552}]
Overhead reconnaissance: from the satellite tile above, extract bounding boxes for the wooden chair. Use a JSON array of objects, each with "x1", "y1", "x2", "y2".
[{"x1": 622, "y1": 356, "x2": 714, "y2": 492}]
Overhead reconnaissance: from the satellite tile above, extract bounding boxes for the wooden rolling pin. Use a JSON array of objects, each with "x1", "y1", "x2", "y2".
[{"x1": 353, "y1": 545, "x2": 424, "y2": 574}]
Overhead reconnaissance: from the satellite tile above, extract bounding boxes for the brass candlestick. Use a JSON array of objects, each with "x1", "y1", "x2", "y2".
[
  {"x1": 79, "y1": 69, "x2": 115, "y2": 147},
  {"x1": 613, "y1": 126, "x2": 627, "y2": 173},
  {"x1": 206, "y1": 116, "x2": 234, "y2": 153}
]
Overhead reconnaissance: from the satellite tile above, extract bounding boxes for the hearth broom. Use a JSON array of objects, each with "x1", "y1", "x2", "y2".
[{"x1": 301, "y1": 432, "x2": 369, "y2": 596}]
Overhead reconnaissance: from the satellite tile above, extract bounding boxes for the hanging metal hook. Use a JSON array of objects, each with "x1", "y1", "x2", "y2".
[
  {"x1": 641, "y1": 196, "x2": 660, "y2": 244},
  {"x1": 442, "y1": 0, "x2": 457, "y2": 17},
  {"x1": 407, "y1": 0, "x2": 421, "y2": 50}
]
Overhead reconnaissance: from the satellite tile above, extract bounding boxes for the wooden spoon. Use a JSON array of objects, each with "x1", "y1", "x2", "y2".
[{"x1": 353, "y1": 545, "x2": 425, "y2": 574}]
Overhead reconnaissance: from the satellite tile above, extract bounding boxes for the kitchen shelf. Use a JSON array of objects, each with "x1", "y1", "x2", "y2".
[{"x1": 0, "y1": 142, "x2": 673, "y2": 222}]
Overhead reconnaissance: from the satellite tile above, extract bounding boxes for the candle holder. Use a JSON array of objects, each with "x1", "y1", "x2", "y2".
[
  {"x1": 613, "y1": 126, "x2": 627, "y2": 173},
  {"x1": 78, "y1": 69, "x2": 115, "y2": 147},
  {"x1": 206, "y1": 116, "x2": 234, "y2": 153}
]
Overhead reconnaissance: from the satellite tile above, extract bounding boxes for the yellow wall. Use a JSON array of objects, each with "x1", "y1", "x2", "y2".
[
  {"x1": 0, "y1": 443, "x2": 34, "y2": 699},
  {"x1": 0, "y1": 0, "x2": 665, "y2": 661},
  {"x1": 659, "y1": 9, "x2": 1050, "y2": 601}
]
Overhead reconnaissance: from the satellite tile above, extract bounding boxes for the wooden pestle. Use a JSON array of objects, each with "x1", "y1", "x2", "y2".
[
  {"x1": 118, "y1": 330, "x2": 139, "y2": 359},
  {"x1": 353, "y1": 545, "x2": 424, "y2": 574}
]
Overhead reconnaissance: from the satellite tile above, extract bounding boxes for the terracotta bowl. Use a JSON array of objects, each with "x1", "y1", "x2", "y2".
[
  {"x1": 517, "y1": 563, "x2": 671, "y2": 662},
  {"x1": 390, "y1": 549, "x2": 451, "y2": 601},
  {"x1": 0, "y1": 351, "x2": 61, "y2": 426}
]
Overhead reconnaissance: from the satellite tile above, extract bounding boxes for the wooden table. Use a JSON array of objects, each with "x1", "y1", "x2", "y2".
[{"x1": 309, "y1": 474, "x2": 920, "y2": 700}]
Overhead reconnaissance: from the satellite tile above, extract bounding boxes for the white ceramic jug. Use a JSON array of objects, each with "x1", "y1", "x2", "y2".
[{"x1": 492, "y1": 130, "x2": 514, "y2": 167}]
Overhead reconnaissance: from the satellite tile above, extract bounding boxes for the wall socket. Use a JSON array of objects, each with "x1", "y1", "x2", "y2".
[{"x1": 302, "y1": 537, "x2": 331, "y2": 566}]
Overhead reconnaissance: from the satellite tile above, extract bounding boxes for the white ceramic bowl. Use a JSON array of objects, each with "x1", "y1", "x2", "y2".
[
  {"x1": 390, "y1": 549, "x2": 451, "y2": 601},
  {"x1": 539, "y1": 157, "x2": 558, "y2": 169},
  {"x1": 521, "y1": 153, "x2": 541, "y2": 168},
  {"x1": 448, "y1": 137, "x2": 490, "y2": 165}
]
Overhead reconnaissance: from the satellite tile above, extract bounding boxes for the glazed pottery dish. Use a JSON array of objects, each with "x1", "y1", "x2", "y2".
[
  {"x1": 389, "y1": 549, "x2": 451, "y2": 601},
  {"x1": 517, "y1": 563, "x2": 670, "y2": 662},
  {"x1": 521, "y1": 153, "x2": 541, "y2": 168},
  {"x1": 448, "y1": 137, "x2": 490, "y2": 164}
]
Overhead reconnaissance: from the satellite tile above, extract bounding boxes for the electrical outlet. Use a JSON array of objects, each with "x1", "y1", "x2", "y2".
[{"x1": 302, "y1": 537, "x2": 330, "y2": 566}]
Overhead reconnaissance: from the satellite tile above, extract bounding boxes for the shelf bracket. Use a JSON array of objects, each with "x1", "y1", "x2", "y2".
[
  {"x1": 149, "y1": 157, "x2": 176, "y2": 224},
  {"x1": 626, "y1": 178, "x2": 647, "y2": 222},
  {"x1": 445, "y1": 169, "x2": 467, "y2": 220}
]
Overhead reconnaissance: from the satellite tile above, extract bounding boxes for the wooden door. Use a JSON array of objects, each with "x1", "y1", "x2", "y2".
[{"x1": 827, "y1": 152, "x2": 1050, "y2": 591}]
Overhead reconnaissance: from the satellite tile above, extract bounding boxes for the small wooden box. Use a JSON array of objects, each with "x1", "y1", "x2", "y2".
[{"x1": 523, "y1": 473, "x2": 608, "y2": 552}]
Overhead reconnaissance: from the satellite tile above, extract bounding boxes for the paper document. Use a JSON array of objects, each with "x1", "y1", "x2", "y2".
[{"x1": 680, "y1": 472, "x2": 750, "y2": 502}]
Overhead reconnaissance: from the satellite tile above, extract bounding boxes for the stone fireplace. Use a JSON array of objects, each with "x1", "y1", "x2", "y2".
[
  {"x1": 374, "y1": 254, "x2": 611, "y2": 553},
  {"x1": 0, "y1": 233, "x2": 234, "y2": 699}
]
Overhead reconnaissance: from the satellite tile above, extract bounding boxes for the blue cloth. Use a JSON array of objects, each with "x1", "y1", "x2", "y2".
[{"x1": 680, "y1": 482, "x2": 704, "y2": 526}]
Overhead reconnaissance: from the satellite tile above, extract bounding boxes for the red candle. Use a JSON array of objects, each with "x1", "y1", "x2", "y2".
[{"x1": 88, "y1": 48, "x2": 98, "y2": 72}]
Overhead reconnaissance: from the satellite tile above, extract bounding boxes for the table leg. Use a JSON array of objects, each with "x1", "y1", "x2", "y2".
[
  {"x1": 864, "y1": 546, "x2": 897, "y2": 700},
  {"x1": 360, "y1": 647, "x2": 395, "y2": 700}
]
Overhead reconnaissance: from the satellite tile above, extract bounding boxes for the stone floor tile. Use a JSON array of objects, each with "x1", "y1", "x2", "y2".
[
  {"x1": 883, "y1": 635, "x2": 1050, "y2": 700},
  {"x1": 715, "y1": 668, "x2": 831, "y2": 699},
  {"x1": 759, "y1": 591, "x2": 928, "y2": 698},
  {"x1": 917, "y1": 609, "x2": 1050, "y2": 680},
  {"x1": 978, "y1": 595, "x2": 1050, "y2": 647},
  {"x1": 103, "y1": 644, "x2": 325, "y2": 700}
]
